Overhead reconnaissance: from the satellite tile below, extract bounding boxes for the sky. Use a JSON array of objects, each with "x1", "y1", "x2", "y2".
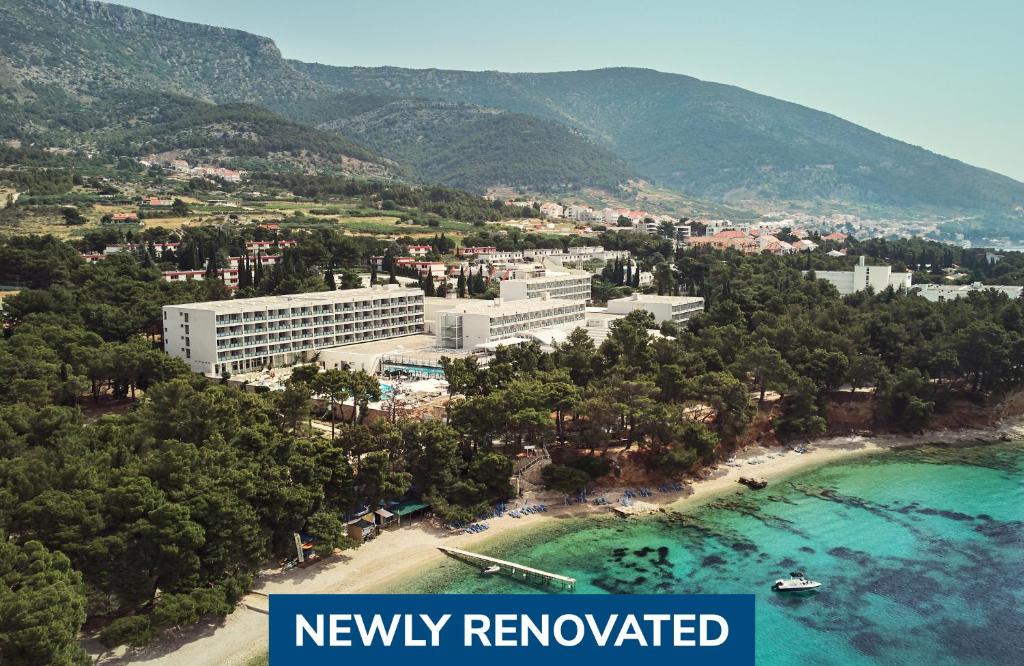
[{"x1": 116, "y1": 0, "x2": 1024, "y2": 181}]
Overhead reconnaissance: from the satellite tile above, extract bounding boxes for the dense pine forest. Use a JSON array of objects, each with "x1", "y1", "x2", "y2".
[{"x1": 3, "y1": 228, "x2": 1024, "y2": 662}]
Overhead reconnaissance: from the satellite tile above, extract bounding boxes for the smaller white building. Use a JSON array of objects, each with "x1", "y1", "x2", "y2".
[
  {"x1": 499, "y1": 268, "x2": 592, "y2": 302},
  {"x1": 915, "y1": 282, "x2": 1023, "y2": 302},
  {"x1": 606, "y1": 294, "x2": 705, "y2": 325},
  {"x1": 809, "y1": 256, "x2": 912, "y2": 296},
  {"x1": 435, "y1": 297, "x2": 586, "y2": 350}
]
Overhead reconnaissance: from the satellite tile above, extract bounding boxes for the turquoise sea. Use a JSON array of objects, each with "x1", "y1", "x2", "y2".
[{"x1": 401, "y1": 443, "x2": 1024, "y2": 665}]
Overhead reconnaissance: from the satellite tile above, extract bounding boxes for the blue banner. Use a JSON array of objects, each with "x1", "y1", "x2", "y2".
[{"x1": 269, "y1": 594, "x2": 754, "y2": 665}]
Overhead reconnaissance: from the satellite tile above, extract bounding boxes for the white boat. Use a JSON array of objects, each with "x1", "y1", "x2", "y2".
[
  {"x1": 772, "y1": 572, "x2": 821, "y2": 592},
  {"x1": 482, "y1": 565, "x2": 500, "y2": 575}
]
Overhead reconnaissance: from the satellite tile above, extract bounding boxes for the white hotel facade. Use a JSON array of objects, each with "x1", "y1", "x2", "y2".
[
  {"x1": 163, "y1": 285, "x2": 425, "y2": 376},
  {"x1": 607, "y1": 294, "x2": 705, "y2": 324},
  {"x1": 499, "y1": 271, "x2": 592, "y2": 303},
  {"x1": 436, "y1": 297, "x2": 586, "y2": 350},
  {"x1": 810, "y1": 256, "x2": 912, "y2": 296}
]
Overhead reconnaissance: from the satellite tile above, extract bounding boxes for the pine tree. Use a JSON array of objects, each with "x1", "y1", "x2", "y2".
[{"x1": 457, "y1": 267, "x2": 466, "y2": 298}]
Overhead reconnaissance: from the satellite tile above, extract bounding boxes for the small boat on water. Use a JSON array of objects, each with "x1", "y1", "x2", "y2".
[
  {"x1": 482, "y1": 565, "x2": 500, "y2": 575},
  {"x1": 772, "y1": 572, "x2": 821, "y2": 592},
  {"x1": 738, "y1": 476, "x2": 768, "y2": 489}
]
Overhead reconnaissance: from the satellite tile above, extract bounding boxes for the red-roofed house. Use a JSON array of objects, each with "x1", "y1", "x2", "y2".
[{"x1": 686, "y1": 231, "x2": 758, "y2": 253}]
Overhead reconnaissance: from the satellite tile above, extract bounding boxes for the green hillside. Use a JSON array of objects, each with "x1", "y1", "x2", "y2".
[
  {"x1": 0, "y1": 0, "x2": 321, "y2": 104},
  {"x1": 2, "y1": 0, "x2": 1022, "y2": 216},
  {"x1": 297, "y1": 64, "x2": 1024, "y2": 214},
  {"x1": 277, "y1": 93, "x2": 632, "y2": 192}
]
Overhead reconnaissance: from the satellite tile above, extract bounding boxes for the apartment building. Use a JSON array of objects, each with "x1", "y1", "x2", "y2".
[
  {"x1": 456, "y1": 246, "x2": 497, "y2": 257},
  {"x1": 163, "y1": 285, "x2": 425, "y2": 376},
  {"x1": 539, "y1": 202, "x2": 564, "y2": 218},
  {"x1": 163, "y1": 269, "x2": 240, "y2": 288},
  {"x1": 499, "y1": 269, "x2": 592, "y2": 303},
  {"x1": 606, "y1": 294, "x2": 705, "y2": 325},
  {"x1": 436, "y1": 297, "x2": 586, "y2": 350},
  {"x1": 246, "y1": 240, "x2": 296, "y2": 253},
  {"x1": 523, "y1": 246, "x2": 630, "y2": 265}
]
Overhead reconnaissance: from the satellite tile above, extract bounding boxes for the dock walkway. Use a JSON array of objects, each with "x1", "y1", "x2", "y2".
[{"x1": 437, "y1": 546, "x2": 576, "y2": 591}]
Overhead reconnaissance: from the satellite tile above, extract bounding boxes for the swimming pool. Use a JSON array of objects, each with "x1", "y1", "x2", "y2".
[{"x1": 381, "y1": 363, "x2": 447, "y2": 379}]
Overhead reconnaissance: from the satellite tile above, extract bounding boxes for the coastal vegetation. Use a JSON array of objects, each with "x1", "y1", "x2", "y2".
[{"x1": 3, "y1": 220, "x2": 1024, "y2": 661}]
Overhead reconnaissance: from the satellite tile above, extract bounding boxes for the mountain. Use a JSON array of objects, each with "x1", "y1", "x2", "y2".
[
  {"x1": 0, "y1": 0, "x2": 630, "y2": 192},
  {"x1": 0, "y1": 0, "x2": 320, "y2": 105},
  {"x1": 296, "y1": 64, "x2": 1024, "y2": 215},
  {"x1": 0, "y1": 0, "x2": 391, "y2": 175},
  {"x1": 275, "y1": 93, "x2": 632, "y2": 192},
  {"x1": 1, "y1": 0, "x2": 1022, "y2": 216}
]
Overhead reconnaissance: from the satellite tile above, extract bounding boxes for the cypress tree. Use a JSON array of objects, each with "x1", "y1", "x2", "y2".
[
  {"x1": 424, "y1": 276, "x2": 436, "y2": 296},
  {"x1": 370, "y1": 262, "x2": 378, "y2": 285},
  {"x1": 457, "y1": 267, "x2": 466, "y2": 298},
  {"x1": 254, "y1": 251, "x2": 264, "y2": 287},
  {"x1": 325, "y1": 268, "x2": 337, "y2": 290}
]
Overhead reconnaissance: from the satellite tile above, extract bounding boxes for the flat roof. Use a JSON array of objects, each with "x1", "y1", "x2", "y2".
[
  {"x1": 437, "y1": 298, "x2": 586, "y2": 317},
  {"x1": 318, "y1": 333, "x2": 438, "y2": 357},
  {"x1": 608, "y1": 295, "x2": 704, "y2": 305},
  {"x1": 165, "y1": 286, "x2": 423, "y2": 312},
  {"x1": 507, "y1": 271, "x2": 591, "y2": 285}
]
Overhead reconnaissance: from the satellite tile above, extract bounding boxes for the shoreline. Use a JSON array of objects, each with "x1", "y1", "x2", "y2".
[{"x1": 92, "y1": 416, "x2": 1024, "y2": 666}]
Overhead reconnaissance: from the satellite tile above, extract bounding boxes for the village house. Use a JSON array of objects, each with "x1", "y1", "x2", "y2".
[{"x1": 539, "y1": 202, "x2": 564, "y2": 218}]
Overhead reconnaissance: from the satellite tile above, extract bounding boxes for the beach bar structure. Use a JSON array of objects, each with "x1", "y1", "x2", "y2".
[
  {"x1": 346, "y1": 516, "x2": 376, "y2": 542},
  {"x1": 438, "y1": 546, "x2": 576, "y2": 591}
]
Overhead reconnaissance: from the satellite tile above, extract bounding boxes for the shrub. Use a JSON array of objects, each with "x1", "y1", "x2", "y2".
[{"x1": 98, "y1": 615, "x2": 152, "y2": 648}]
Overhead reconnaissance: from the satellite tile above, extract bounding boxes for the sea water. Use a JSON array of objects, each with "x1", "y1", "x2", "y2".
[{"x1": 401, "y1": 443, "x2": 1024, "y2": 665}]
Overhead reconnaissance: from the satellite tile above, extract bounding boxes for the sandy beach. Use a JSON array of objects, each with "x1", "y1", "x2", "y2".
[{"x1": 90, "y1": 416, "x2": 1024, "y2": 666}]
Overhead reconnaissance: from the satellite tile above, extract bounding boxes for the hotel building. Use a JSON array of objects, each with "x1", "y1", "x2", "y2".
[
  {"x1": 163, "y1": 285, "x2": 425, "y2": 376},
  {"x1": 499, "y1": 270, "x2": 592, "y2": 303},
  {"x1": 435, "y1": 297, "x2": 586, "y2": 350},
  {"x1": 606, "y1": 294, "x2": 705, "y2": 325}
]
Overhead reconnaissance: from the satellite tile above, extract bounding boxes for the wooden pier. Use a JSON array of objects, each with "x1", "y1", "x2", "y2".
[{"x1": 437, "y1": 546, "x2": 576, "y2": 591}]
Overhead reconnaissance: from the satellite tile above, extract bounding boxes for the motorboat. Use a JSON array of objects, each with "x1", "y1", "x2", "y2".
[
  {"x1": 482, "y1": 565, "x2": 500, "y2": 575},
  {"x1": 772, "y1": 572, "x2": 821, "y2": 591}
]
